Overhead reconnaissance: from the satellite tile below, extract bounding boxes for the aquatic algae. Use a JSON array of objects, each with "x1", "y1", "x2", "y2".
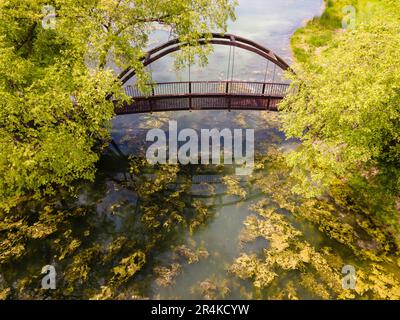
[{"x1": 226, "y1": 147, "x2": 400, "y2": 299}]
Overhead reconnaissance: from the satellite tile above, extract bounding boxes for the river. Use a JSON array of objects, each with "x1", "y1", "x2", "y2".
[{"x1": 100, "y1": 0, "x2": 325, "y2": 299}]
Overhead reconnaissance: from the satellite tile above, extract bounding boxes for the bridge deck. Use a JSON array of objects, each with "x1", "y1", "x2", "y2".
[{"x1": 115, "y1": 81, "x2": 290, "y2": 114}]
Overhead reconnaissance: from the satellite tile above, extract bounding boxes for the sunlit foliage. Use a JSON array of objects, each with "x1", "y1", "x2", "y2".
[
  {"x1": 281, "y1": 1, "x2": 400, "y2": 222},
  {"x1": 0, "y1": 0, "x2": 236, "y2": 211}
]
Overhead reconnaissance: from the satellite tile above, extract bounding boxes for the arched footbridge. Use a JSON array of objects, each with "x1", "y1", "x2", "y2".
[{"x1": 114, "y1": 33, "x2": 293, "y2": 115}]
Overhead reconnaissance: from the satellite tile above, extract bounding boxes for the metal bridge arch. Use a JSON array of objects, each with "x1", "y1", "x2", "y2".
[{"x1": 118, "y1": 33, "x2": 291, "y2": 85}]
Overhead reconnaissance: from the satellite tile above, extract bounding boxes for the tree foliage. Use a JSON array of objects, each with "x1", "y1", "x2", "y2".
[
  {"x1": 281, "y1": 0, "x2": 400, "y2": 204},
  {"x1": 0, "y1": 0, "x2": 236, "y2": 211}
]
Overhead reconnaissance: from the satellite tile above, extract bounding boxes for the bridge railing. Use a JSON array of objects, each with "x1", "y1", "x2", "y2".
[{"x1": 124, "y1": 81, "x2": 291, "y2": 98}]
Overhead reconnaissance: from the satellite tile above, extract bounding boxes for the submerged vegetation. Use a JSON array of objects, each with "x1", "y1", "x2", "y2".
[
  {"x1": 0, "y1": 154, "x2": 224, "y2": 299},
  {"x1": 228, "y1": 148, "x2": 400, "y2": 299}
]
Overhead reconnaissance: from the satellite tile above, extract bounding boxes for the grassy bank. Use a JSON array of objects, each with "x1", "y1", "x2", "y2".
[{"x1": 291, "y1": 0, "x2": 384, "y2": 63}]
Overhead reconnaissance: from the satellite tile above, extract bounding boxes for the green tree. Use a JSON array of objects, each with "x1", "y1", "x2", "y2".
[
  {"x1": 281, "y1": 1, "x2": 400, "y2": 203},
  {"x1": 0, "y1": 0, "x2": 236, "y2": 211},
  {"x1": 279, "y1": 0, "x2": 400, "y2": 241}
]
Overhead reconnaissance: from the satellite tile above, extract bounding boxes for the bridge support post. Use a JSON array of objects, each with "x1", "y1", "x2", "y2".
[
  {"x1": 149, "y1": 85, "x2": 155, "y2": 113},
  {"x1": 189, "y1": 81, "x2": 192, "y2": 111},
  {"x1": 225, "y1": 82, "x2": 231, "y2": 112}
]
